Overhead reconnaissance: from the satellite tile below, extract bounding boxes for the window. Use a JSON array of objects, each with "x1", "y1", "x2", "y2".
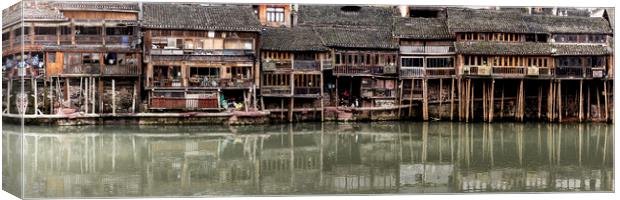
[
  {"x1": 104, "y1": 53, "x2": 118, "y2": 65},
  {"x1": 190, "y1": 67, "x2": 219, "y2": 78},
  {"x1": 76, "y1": 26, "x2": 100, "y2": 35},
  {"x1": 266, "y1": 7, "x2": 285, "y2": 22},
  {"x1": 64, "y1": 53, "x2": 81, "y2": 66},
  {"x1": 82, "y1": 53, "x2": 100, "y2": 64},
  {"x1": 105, "y1": 27, "x2": 133, "y2": 35},
  {"x1": 426, "y1": 58, "x2": 453, "y2": 68},
  {"x1": 2, "y1": 32, "x2": 9, "y2": 41},
  {"x1": 35, "y1": 27, "x2": 56, "y2": 35},
  {"x1": 231, "y1": 66, "x2": 251, "y2": 79},
  {"x1": 409, "y1": 10, "x2": 440, "y2": 18},
  {"x1": 401, "y1": 57, "x2": 423, "y2": 67},
  {"x1": 13, "y1": 27, "x2": 30, "y2": 37},
  {"x1": 47, "y1": 53, "x2": 56, "y2": 63},
  {"x1": 60, "y1": 26, "x2": 71, "y2": 35}
]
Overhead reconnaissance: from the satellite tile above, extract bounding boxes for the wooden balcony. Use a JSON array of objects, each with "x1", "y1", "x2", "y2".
[
  {"x1": 150, "y1": 49, "x2": 254, "y2": 56},
  {"x1": 555, "y1": 66, "x2": 602, "y2": 78},
  {"x1": 262, "y1": 60, "x2": 292, "y2": 71},
  {"x1": 150, "y1": 96, "x2": 219, "y2": 110},
  {"x1": 75, "y1": 35, "x2": 103, "y2": 45},
  {"x1": 104, "y1": 35, "x2": 134, "y2": 47},
  {"x1": 33, "y1": 35, "x2": 57, "y2": 45},
  {"x1": 361, "y1": 88, "x2": 396, "y2": 98},
  {"x1": 59, "y1": 35, "x2": 72, "y2": 45},
  {"x1": 334, "y1": 64, "x2": 397, "y2": 76},
  {"x1": 261, "y1": 86, "x2": 292, "y2": 96},
  {"x1": 102, "y1": 64, "x2": 140, "y2": 76},
  {"x1": 322, "y1": 59, "x2": 333, "y2": 70},
  {"x1": 220, "y1": 78, "x2": 253, "y2": 88},
  {"x1": 526, "y1": 67, "x2": 554, "y2": 77},
  {"x1": 294, "y1": 87, "x2": 321, "y2": 96},
  {"x1": 492, "y1": 66, "x2": 526, "y2": 77},
  {"x1": 293, "y1": 60, "x2": 320, "y2": 71},
  {"x1": 400, "y1": 67, "x2": 455, "y2": 78},
  {"x1": 63, "y1": 65, "x2": 100, "y2": 75},
  {"x1": 400, "y1": 45, "x2": 454, "y2": 54}
]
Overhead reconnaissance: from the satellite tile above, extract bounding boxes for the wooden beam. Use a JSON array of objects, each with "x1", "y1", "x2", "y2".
[
  {"x1": 439, "y1": 78, "x2": 443, "y2": 119},
  {"x1": 579, "y1": 80, "x2": 583, "y2": 122},
  {"x1": 112, "y1": 79, "x2": 116, "y2": 116},
  {"x1": 596, "y1": 84, "x2": 600, "y2": 120},
  {"x1": 500, "y1": 82, "x2": 504, "y2": 119},
  {"x1": 538, "y1": 83, "x2": 542, "y2": 120},
  {"x1": 558, "y1": 80, "x2": 562, "y2": 123},
  {"x1": 450, "y1": 78, "x2": 455, "y2": 121},
  {"x1": 483, "y1": 81, "x2": 487, "y2": 121},
  {"x1": 587, "y1": 82, "x2": 590, "y2": 121},
  {"x1": 422, "y1": 79, "x2": 428, "y2": 121},
  {"x1": 604, "y1": 80, "x2": 608, "y2": 121},
  {"x1": 398, "y1": 80, "x2": 403, "y2": 119},
  {"x1": 409, "y1": 79, "x2": 414, "y2": 117},
  {"x1": 288, "y1": 97, "x2": 294, "y2": 122},
  {"x1": 489, "y1": 79, "x2": 495, "y2": 122}
]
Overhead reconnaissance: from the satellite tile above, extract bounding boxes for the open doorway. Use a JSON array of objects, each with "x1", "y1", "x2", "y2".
[{"x1": 337, "y1": 76, "x2": 361, "y2": 107}]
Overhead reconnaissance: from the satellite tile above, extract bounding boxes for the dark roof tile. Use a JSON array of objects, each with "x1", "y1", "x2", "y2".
[
  {"x1": 260, "y1": 27, "x2": 328, "y2": 51},
  {"x1": 313, "y1": 27, "x2": 398, "y2": 49},
  {"x1": 297, "y1": 5, "x2": 395, "y2": 28},
  {"x1": 455, "y1": 41, "x2": 552, "y2": 55},
  {"x1": 394, "y1": 17, "x2": 454, "y2": 40},
  {"x1": 142, "y1": 3, "x2": 260, "y2": 32},
  {"x1": 447, "y1": 8, "x2": 529, "y2": 33}
]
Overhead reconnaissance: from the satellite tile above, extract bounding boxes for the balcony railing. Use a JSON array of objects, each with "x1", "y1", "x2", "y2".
[
  {"x1": 262, "y1": 60, "x2": 292, "y2": 71},
  {"x1": 75, "y1": 35, "x2": 103, "y2": 45},
  {"x1": 334, "y1": 64, "x2": 396, "y2": 75},
  {"x1": 526, "y1": 67, "x2": 554, "y2": 77},
  {"x1": 150, "y1": 96, "x2": 218, "y2": 110},
  {"x1": 294, "y1": 87, "x2": 321, "y2": 96},
  {"x1": 151, "y1": 79, "x2": 184, "y2": 87},
  {"x1": 492, "y1": 66, "x2": 526, "y2": 77},
  {"x1": 322, "y1": 59, "x2": 333, "y2": 70},
  {"x1": 150, "y1": 49, "x2": 254, "y2": 56},
  {"x1": 555, "y1": 66, "x2": 599, "y2": 78},
  {"x1": 34, "y1": 35, "x2": 57, "y2": 45},
  {"x1": 400, "y1": 67, "x2": 455, "y2": 78},
  {"x1": 59, "y1": 35, "x2": 72, "y2": 45},
  {"x1": 361, "y1": 88, "x2": 395, "y2": 98},
  {"x1": 294, "y1": 60, "x2": 320, "y2": 71},
  {"x1": 105, "y1": 35, "x2": 134, "y2": 47},
  {"x1": 400, "y1": 46, "x2": 454, "y2": 54},
  {"x1": 102, "y1": 64, "x2": 140, "y2": 76},
  {"x1": 63, "y1": 65, "x2": 100, "y2": 75},
  {"x1": 219, "y1": 78, "x2": 254, "y2": 88},
  {"x1": 261, "y1": 86, "x2": 292, "y2": 96}
]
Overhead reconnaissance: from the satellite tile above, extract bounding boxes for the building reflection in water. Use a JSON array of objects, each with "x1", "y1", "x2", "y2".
[{"x1": 1, "y1": 122, "x2": 614, "y2": 197}]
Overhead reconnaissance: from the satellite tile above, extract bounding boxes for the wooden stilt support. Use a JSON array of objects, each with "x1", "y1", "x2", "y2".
[
  {"x1": 483, "y1": 81, "x2": 487, "y2": 121},
  {"x1": 450, "y1": 78, "x2": 455, "y2": 121},
  {"x1": 587, "y1": 82, "x2": 590, "y2": 121},
  {"x1": 289, "y1": 97, "x2": 294, "y2": 122},
  {"x1": 439, "y1": 78, "x2": 443, "y2": 119},
  {"x1": 579, "y1": 80, "x2": 583, "y2": 122},
  {"x1": 49, "y1": 78, "x2": 53, "y2": 114},
  {"x1": 604, "y1": 80, "x2": 608, "y2": 122},
  {"x1": 538, "y1": 83, "x2": 542, "y2": 120},
  {"x1": 458, "y1": 78, "x2": 462, "y2": 121},
  {"x1": 557, "y1": 80, "x2": 562, "y2": 123},
  {"x1": 91, "y1": 77, "x2": 95, "y2": 114},
  {"x1": 518, "y1": 79, "x2": 524, "y2": 122},
  {"x1": 408, "y1": 79, "x2": 414, "y2": 117},
  {"x1": 500, "y1": 82, "x2": 504, "y2": 119},
  {"x1": 398, "y1": 80, "x2": 403, "y2": 119},
  {"x1": 85, "y1": 77, "x2": 89, "y2": 114},
  {"x1": 243, "y1": 90, "x2": 248, "y2": 112},
  {"x1": 548, "y1": 80, "x2": 554, "y2": 122},
  {"x1": 470, "y1": 80, "x2": 474, "y2": 121},
  {"x1": 112, "y1": 79, "x2": 116, "y2": 116},
  {"x1": 465, "y1": 79, "x2": 471, "y2": 122},
  {"x1": 98, "y1": 78, "x2": 104, "y2": 113},
  {"x1": 132, "y1": 79, "x2": 137, "y2": 113},
  {"x1": 66, "y1": 78, "x2": 71, "y2": 107},
  {"x1": 596, "y1": 84, "x2": 600, "y2": 120},
  {"x1": 33, "y1": 78, "x2": 40, "y2": 115},
  {"x1": 489, "y1": 79, "x2": 495, "y2": 122},
  {"x1": 422, "y1": 79, "x2": 428, "y2": 121}
]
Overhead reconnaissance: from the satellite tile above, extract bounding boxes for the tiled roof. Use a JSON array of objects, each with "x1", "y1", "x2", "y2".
[
  {"x1": 455, "y1": 41, "x2": 552, "y2": 55},
  {"x1": 313, "y1": 27, "x2": 398, "y2": 49},
  {"x1": 2, "y1": 1, "x2": 66, "y2": 26},
  {"x1": 142, "y1": 3, "x2": 260, "y2": 32},
  {"x1": 553, "y1": 44, "x2": 612, "y2": 56},
  {"x1": 455, "y1": 41, "x2": 612, "y2": 56},
  {"x1": 297, "y1": 5, "x2": 395, "y2": 28},
  {"x1": 447, "y1": 8, "x2": 530, "y2": 33},
  {"x1": 524, "y1": 15, "x2": 612, "y2": 34},
  {"x1": 394, "y1": 17, "x2": 454, "y2": 40},
  {"x1": 260, "y1": 27, "x2": 328, "y2": 51},
  {"x1": 50, "y1": 1, "x2": 139, "y2": 11}
]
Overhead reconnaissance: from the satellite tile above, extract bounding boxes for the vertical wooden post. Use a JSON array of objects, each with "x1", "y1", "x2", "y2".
[
  {"x1": 596, "y1": 84, "x2": 600, "y2": 120},
  {"x1": 288, "y1": 97, "x2": 294, "y2": 122},
  {"x1": 320, "y1": 72, "x2": 325, "y2": 122},
  {"x1": 439, "y1": 78, "x2": 443, "y2": 119},
  {"x1": 557, "y1": 80, "x2": 562, "y2": 123},
  {"x1": 422, "y1": 79, "x2": 428, "y2": 121},
  {"x1": 579, "y1": 80, "x2": 583, "y2": 122},
  {"x1": 112, "y1": 79, "x2": 116, "y2": 115},
  {"x1": 450, "y1": 78, "x2": 455, "y2": 121},
  {"x1": 243, "y1": 90, "x2": 249, "y2": 112},
  {"x1": 483, "y1": 81, "x2": 487, "y2": 122},
  {"x1": 33, "y1": 78, "x2": 39, "y2": 115},
  {"x1": 470, "y1": 80, "x2": 474, "y2": 121},
  {"x1": 398, "y1": 80, "x2": 403, "y2": 119},
  {"x1": 280, "y1": 98, "x2": 284, "y2": 120},
  {"x1": 49, "y1": 78, "x2": 53, "y2": 114},
  {"x1": 603, "y1": 80, "x2": 608, "y2": 121},
  {"x1": 99, "y1": 78, "x2": 104, "y2": 113},
  {"x1": 519, "y1": 79, "x2": 524, "y2": 121},
  {"x1": 548, "y1": 80, "x2": 554, "y2": 122},
  {"x1": 408, "y1": 79, "x2": 414, "y2": 117},
  {"x1": 500, "y1": 82, "x2": 504, "y2": 119},
  {"x1": 132, "y1": 79, "x2": 137, "y2": 113},
  {"x1": 489, "y1": 79, "x2": 495, "y2": 122},
  {"x1": 458, "y1": 78, "x2": 462, "y2": 121},
  {"x1": 91, "y1": 77, "x2": 95, "y2": 114},
  {"x1": 465, "y1": 79, "x2": 471, "y2": 122},
  {"x1": 85, "y1": 77, "x2": 89, "y2": 114},
  {"x1": 587, "y1": 82, "x2": 590, "y2": 121},
  {"x1": 538, "y1": 83, "x2": 542, "y2": 119},
  {"x1": 66, "y1": 78, "x2": 71, "y2": 107}
]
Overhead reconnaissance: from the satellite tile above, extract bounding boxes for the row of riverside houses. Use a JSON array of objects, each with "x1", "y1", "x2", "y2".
[{"x1": 1, "y1": 1, "x2": 614, "y2": 124}]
